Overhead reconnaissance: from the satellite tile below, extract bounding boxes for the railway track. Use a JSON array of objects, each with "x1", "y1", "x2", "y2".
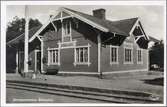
[{"x1": 6, "y1": 81, "x2": 162, "y2": 103}]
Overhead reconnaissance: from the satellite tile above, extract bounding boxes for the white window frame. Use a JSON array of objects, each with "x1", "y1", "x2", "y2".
[
  {"x1": 47, "y1": 48, "x2": 60, "y2": 65},
  {"x1": 74, "y1": 44, "x2": 91, "y2": 66},
  {"x1": 110, "y1": 45, "x2": 119, "y2": 65},
  {"x1": 124, "y1": 42, "x2": 133, "y2": 64},
  {"x1": 62, "y1": 20, "x2": 72, "y2": 42},
  {"x1": 137, "y1": 48, "x2": 143, "y2": 64}
]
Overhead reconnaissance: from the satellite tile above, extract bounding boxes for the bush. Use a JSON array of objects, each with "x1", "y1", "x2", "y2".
[{"x1": 45, "y1": 68, "x2": 59, "y2": 75}]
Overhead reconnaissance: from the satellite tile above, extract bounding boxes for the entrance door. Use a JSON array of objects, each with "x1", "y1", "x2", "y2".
[
  {"x1": 35, "y1": 51, "x2": 41, "y2": 73},
  {"x1": 18, "y1": 51, "x2": 24, "y2": 73}
]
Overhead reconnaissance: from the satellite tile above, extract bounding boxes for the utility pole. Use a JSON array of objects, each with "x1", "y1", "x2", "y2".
[
  {"x1": 97, "y1": 32, "x2": 102, "y2": 79},
  {"x1": 24, "y1": 5, "x2": 29, "y2": 75}
]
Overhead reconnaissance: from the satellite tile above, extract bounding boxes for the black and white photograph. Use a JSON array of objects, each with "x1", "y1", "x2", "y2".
[{"x1": 1, "y1": 0, "x2": 166, "y2": 106}]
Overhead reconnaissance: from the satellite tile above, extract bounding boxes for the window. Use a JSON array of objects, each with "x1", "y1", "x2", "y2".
[
  {"x1": 110, "y1": 45, "x2": 118, "y2": 64},
  {"x1": 62, "y1": 21, "x2": 71, "y2": 42},
  {"x1": 124, "y1": 43, "x2": 133, "y2": 64},
  {"x1": 125, "y1": 48, "x2": 132, "y2": 63},
  {"x1": 74, "y1": 44, "x2": 90, "y2": 66},
  {"x1": 48, "y1": 49, "x2": 60, "y2": 65},
  {"x1": 137, "y1": 49, "x2": 143, "y2": 64}
]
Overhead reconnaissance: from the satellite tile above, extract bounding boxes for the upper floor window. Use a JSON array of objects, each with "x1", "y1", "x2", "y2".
[
  {"x1": 62, "y1": 21, "x2": 72, "y2": 42},
  {"x1": 124, "y1": 42, "x2": 133, "y2": 64},
  {"x1": 110, "y1": 45, "x2": 119, "y2": 64},
  {"x1": 137, "y1": 49, "x2": 143, "y2": 64}
]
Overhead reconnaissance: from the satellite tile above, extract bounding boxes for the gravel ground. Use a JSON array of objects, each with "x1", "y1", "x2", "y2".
[{"x1": 6, "y1": 71, "x2": 164, "y2": 101}]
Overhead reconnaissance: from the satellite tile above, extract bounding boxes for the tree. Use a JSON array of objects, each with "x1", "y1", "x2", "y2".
[
  {"x1": 6, "y1": 16, "x2": 42, "y2": 73},
  {"x1": 6, "y1": 16, "x2": 42, "y2": 42},
  {"x1": 149, "y1": 40, "x2": 164, "y2": 71}
]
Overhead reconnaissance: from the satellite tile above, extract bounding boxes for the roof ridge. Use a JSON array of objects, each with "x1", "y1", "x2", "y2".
[
  {"x1": 64, "y1": 8, "x2": 107, "y2": 21},
  {"x1": 64, "y1": 7, "x2": 138, "y2": 23},
  {"x1": 63, "y1": 7, "x2": 134, "y2": 36},
  {"x1": 112, "y1": 17, "x2": 139, "y2": 22}
]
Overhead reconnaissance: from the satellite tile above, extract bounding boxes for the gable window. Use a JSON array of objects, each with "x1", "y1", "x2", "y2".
[
  {"x1": 137, "y1": 49, "x2": 143, "y2": 64},
  {"x1": 62, "y1": 20, "x2": 72, "y2": 42},
  {"x1": 124, "y1": 43, "x2": 133, "y2": 64},
  {"x1": 48, "y1": 48, "x2": 60, "y2": 65},
  {"x1": 74, "y1": 44, "x2": 91, "y2": 66},
  {"x1": 110, "y1": 45, "x2": 119, "y2": 64}
]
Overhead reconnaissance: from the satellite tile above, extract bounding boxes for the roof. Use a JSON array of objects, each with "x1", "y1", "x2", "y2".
[
  {"x1": 64, "y1": 8, "x2": 138, "y2": 36},
  {"x1": 8, "y1": 7, "x2": 146, "y2": 45},
  {"x1": 111, "y1": 18, "x2": 138, "y2": 35},
  {"x1": 149, "y1": 36, "x2": 160, "y2": 43},
  {"x1": 7, "y1": 25, "x2": 42, "y2": 45}
]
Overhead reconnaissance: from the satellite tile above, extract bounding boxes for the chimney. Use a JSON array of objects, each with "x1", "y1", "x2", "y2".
[{"x1": 93, "y1": 8, "x2": 106, "y2": 20}]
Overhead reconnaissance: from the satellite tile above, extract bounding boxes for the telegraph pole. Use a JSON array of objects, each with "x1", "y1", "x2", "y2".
[{"x1": 24, "y1": 5, "x2": 29, "y2": 74}]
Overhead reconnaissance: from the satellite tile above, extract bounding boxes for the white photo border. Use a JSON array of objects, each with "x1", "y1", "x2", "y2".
[{"x1": 1, "y1": 0, "x2": 166, "y2": 106}]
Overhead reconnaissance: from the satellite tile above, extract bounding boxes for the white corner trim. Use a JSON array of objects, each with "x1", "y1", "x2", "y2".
[
  {"x1": 41, "y1": 39, "x2": 44, "y2": 71},
  {"x1": 47, "y1": 48, "x2": 50, "y2": 66}
]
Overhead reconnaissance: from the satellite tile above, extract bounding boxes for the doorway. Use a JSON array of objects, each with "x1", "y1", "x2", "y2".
[{"x1": 35, "y1": 50, "x2": 41, "y2": 73}]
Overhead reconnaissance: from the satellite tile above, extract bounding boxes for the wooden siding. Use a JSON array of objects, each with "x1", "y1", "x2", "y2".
[
  {"x1": 42, "y1": 18, "x2": 148, "y2": 73},
  {"x1": 43, "y1": 19, "x2": 98, "y2": 72},
  {"x1": 101, "y1": 34, "x2": 148, "y2": 72}
]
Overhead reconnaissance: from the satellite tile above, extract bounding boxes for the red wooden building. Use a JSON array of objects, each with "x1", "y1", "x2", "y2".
[{"x1": 7, "y1": 7, "x2": 150, "y2": 76}]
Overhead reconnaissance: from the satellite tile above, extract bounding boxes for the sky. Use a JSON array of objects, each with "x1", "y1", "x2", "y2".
[{"x1": 6, "y1": 5, "x2": 165, "y2": 40}]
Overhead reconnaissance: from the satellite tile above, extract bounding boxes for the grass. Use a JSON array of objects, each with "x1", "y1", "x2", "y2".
[{"x1": 142, "y1": 77, "x2": 164, "y2": 86}]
